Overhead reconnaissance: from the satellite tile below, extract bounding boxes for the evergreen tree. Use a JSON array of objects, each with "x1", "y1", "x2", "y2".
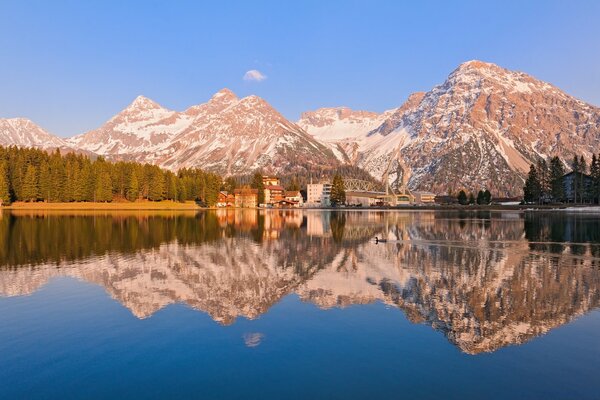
[
  {"x1": 457, "y1": 190, "x2": 468, "y2": 205},
  {"x1": 523, "y1": 164, "x2": 542, "y2": 203},
  {"x1": 95, "y1": 172, "x2": 113, "y2": 202},
  {"x1": 536, "y1": 158, "x2": 550, "y2": 201},
  {"x1": 127, "y1": 172, "x2": 140, "y2": 201},
  {"x1": 0, "y1": 162, "x2": 10, "y2": 204},
  {"x1": 579, "y1": 155, "x2": 588, "y2": 203},
  {"x1": 330, "y1": 173, "x2": 346, "y2": 206},
  {"x1": 549, "y1": 156, "x2": 565, "y2": 202},
  {"x1": 22, "y1": 164, "x2": 39, "y2": 202},
  {"x1": 590, "y1": 153, "x2": 600, "y2": 204},
  {"x1": 483, "y1": 189, "x2": 492, "y2": 205},
  {"x1": 223, "y1": 176, "x2": 237, "y2": 193},
  {"x1": 38, "y1": 160, "x2": 51, "y2": 201},
  {"x1": 476, "y1": 190, "x2": 484, "y2": 205},
  {"x1": 250, "y1": 172, "x2": 265, "y2": 204}
]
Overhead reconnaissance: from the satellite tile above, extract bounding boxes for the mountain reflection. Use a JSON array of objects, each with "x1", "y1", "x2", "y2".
[{"x1": 1, "y1": 209, "x2": 600, "y2": 354}]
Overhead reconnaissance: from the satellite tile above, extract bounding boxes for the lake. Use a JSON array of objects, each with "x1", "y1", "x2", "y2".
[{"x1": 1, "y1": 209, "x2": 600, "y2": 399}]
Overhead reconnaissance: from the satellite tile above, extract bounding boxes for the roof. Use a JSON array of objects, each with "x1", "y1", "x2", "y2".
[
  {"x1": 285, "y1": 191, "x2": 301, "y2": 197},
  {"x1": 233, "y1": 188, "x2": 258, "y2": 194},
  {"x1": 264, "y1": 185, "x2": 285, "y2": 191}
]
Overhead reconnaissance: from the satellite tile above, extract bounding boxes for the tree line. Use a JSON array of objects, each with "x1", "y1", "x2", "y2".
[
  {"x1": 0, "y1": 146, "x2": 222, "y2": 206},
  {"x1": 524, "y1": 154, "x2": 600, "y2": 204}
]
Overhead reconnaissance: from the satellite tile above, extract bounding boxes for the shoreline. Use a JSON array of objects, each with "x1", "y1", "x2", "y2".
[{"x1": 1, "y1": 201, "x2": 598, "y2": 212}]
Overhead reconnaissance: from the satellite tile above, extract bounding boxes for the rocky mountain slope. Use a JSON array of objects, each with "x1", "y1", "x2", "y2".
[{"x1": 303, "y1": 61, "x2": 600, "y2": 196}]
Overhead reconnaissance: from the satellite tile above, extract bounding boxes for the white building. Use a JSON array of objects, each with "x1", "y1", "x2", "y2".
[{"x1": 306, "y1": 183, "x2": 332, "y2": 207}]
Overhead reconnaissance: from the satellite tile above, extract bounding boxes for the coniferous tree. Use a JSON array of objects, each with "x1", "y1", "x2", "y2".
[
  {"x1": 0, "y1": 162, "x2": 10, "y2": 204},
  {"x1": 330, "y1": 173, "x2": 346, "y2": 206},
  {"x1": 549, "y1": 156, "x2": 565, "y2": 202},
  {"x1": 536, "y1": 159, "x2": 550, "y2": 202},
  {"x1": 22, "y1": 164, "x2": 39, "y2": 202},
  {"x1": 94, "y1": 169, "x2": 113, "y2": 202},
  {"x1": 127, "y1": 172, "x2": 140, "y2": 201},
  {"x1": 523, "y1": 164, "x2": 542, "y2": 203},
  {"x1": 476, "y1": 190, "x2": 485, "y2": 205},
  {"x1": 38, "y1": 160, "x2": 51, "y2": 201},
  {"x1": 222, "y1": 177, "x2": 237, "y2": 193},
  {"x1": 483, "y1": 189, "x2": 492, "y2": 205},
  {"x1": 589, "y1": 153, "x2": 600, "y2": 204},
  {"x1": 457, "y1": 190, "x2": 468, "y2": 205}
]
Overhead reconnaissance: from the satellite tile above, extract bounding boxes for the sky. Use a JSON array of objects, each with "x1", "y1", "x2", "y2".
[{"x1": 1, "y1": 0, "x2": 599, "y2": 137}]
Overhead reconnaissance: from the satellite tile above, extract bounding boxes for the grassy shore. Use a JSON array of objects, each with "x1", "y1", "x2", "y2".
[{"x1": 3, "y1": 200, "x2": 202, "y2": 210}]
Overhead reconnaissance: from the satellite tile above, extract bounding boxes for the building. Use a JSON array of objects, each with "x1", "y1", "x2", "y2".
[
  {"x1": 284, "y1": 191, "x2": 304, "y2": 207},
  {"x1": 413, "y1": 191, "x2": 436, "y2": 204},
  {"x1": 217, "y1": 191, "x2": 235, "y2": 207},
  {"x1": 264, "y1": 184, "x2": 285, "y2": 205},
  {"x1": 306, "y1": 183, "x2": 332, "y2": 207},
  {"x1": 345, "y1": 191, "x2": 382, "y2": 207},
  {"x1": 563, "y1": 171, "x2": 593, "y2": 203},
  {"x1": 234, "y1": 187, "x2": 258, "y2": 208},
  {"x1": 262, "y1": 176, "x2": 280, "y2": 186}
]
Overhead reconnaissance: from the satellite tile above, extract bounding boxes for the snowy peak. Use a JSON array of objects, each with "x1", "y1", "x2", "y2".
[
  {"x1": 298, "y1": 106, "x2": 390, "y2": 142},
  {"x1": 0, "y1": 118, "x2": 68, "y2": 149},
  {"x1": 127, "y1": 95, "x2": 163, "y2": 111},
  {"x1": 211, "y1": 88, "x2": 238, "y2": 103}
]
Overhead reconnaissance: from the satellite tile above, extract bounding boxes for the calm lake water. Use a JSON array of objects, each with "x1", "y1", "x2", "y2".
[{"x1": 1, "y1": 209, "x2": 600, "y2": 399}]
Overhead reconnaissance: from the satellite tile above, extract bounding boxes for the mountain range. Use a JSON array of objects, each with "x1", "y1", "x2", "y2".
[{"x1": 2, "y1": 60, "x2": 599, "y2": 195}]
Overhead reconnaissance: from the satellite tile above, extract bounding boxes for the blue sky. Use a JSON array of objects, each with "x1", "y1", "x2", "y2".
[{"x1": 1, "y1": 0, "x2": 599, "y2": 137}]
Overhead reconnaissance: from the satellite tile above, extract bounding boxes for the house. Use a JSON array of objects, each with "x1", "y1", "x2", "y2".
[
  {"x1": 234, "y1": 187, "x2": 258, "y2": 208},
  {"x1": 306, "y1": 183, "x2": 332, "y2": 207},
  {"x1": 217, "y1": 191, "x2": 235, "y2": 207},
  {"x1": 413, "y1": 191, "x2": 436, "y2": 204},
  {"x1": 563, "y1": 171, "x2": 593, "y2": 203},
  {"x1": 284, "y1": 191, "x2": 304, "y2": 207}
]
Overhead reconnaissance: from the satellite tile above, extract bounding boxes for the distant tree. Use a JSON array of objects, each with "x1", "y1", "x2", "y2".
[
  {"x1": 476, "y1": 190, "x2": 485, "y2": 205},
  {"x1": 523, "y1": 164, "x2": 542, "y2": 203},
  {"x1": 223, "y1": 176, "x2": 238, "y2": 193},
  {"x1": 536, "y1": 158, "x2": 550, "y2": 201},
  {"x1": 287, "y1": 176, "x2": 300, "y2": 192},
  {"x1": 549, "y1": 156, "x2": 565, "y2": 202},
  {"x1": 22, "y1": 164, "x2": 39, "y2": 202},
  {"x1": 483, "y1": 189, "x2": 492, "y2": 205},
  {"x1": 591, "y1": 153, "x2": 600, "y2": 204},
  {"x1": 0, "y1": 162, "x2": 10, "y2": 204},
  {"x1": 94, "y1": 169, "x2": 113, "y2": 202},
  {"x1": 127, "y1": 172, "x2": 140, "y2": 201},
  {"x1": 250, "y1": 172, "x2": 265, "y2": 204},
  {"x1": 330, "y1": 173, "x2": 346, "y2": 206},
  {"x1": 457, "y1": 190, "x2": 468, "y2": 205}
]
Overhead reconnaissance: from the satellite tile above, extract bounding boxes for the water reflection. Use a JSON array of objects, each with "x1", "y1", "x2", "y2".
[{"x1": 1, "y1": 209, "x2": 599, "y2": 354}]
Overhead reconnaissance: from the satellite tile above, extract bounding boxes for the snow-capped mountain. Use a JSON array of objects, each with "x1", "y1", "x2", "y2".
[
  {"x1": 68, "y1": 95, "x2": 191, "y2": 157},
  {"x1": 0, "y1": 118, "x2": 69, "y2": 149},
  {"x1": 69, "y1": 89, "x2": 337, "y2": 174},
  {"x1": 309, "y1": 61, "x2": 600, "y2": 196}
]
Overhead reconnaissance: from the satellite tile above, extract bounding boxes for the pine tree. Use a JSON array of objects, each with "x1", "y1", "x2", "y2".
[
  {"x1": 22, "y1": 164, "x2": 39, "y2": 202},
  {"x1": 330, "y1": 173, "x2": 346, "y2": 206},
  {"x1": 38, "y1": 160, "x2": 51, "y2": 202},
  {"x1": 590, "y1": 153, "x2": 600, "y2": 204},
  {"x1": 549, "y1": 156, "x2": 565, "y2": 202},
  {"x1": 223, "y1": 177, "x2": 237, "y2": 193},
  {"x1": 523, "y1": 164, "x2": 542, "y2": 204},
  {"x1": 0, "y1": 162, "x2": 10, "y2": 204},
  {"x1": 457, "y1": 190, "x2": 468, "y2": 205},
  {"x1": 483, "y1": 189, "x2": 492, "y2": 205},
  {"x1": 476, "y1": 190, "x2": 484, "y2": 205},
  {"x1": 127, "y1": 172, "x2": 140, "y2": 201},
  {"x1": 536, "y1": 159, "x2": 550, "y2": 202}
]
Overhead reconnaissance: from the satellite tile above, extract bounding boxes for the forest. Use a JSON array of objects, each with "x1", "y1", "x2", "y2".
[{"x1": 0, "y1": 146, "x2": 222, "y2": 206}]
